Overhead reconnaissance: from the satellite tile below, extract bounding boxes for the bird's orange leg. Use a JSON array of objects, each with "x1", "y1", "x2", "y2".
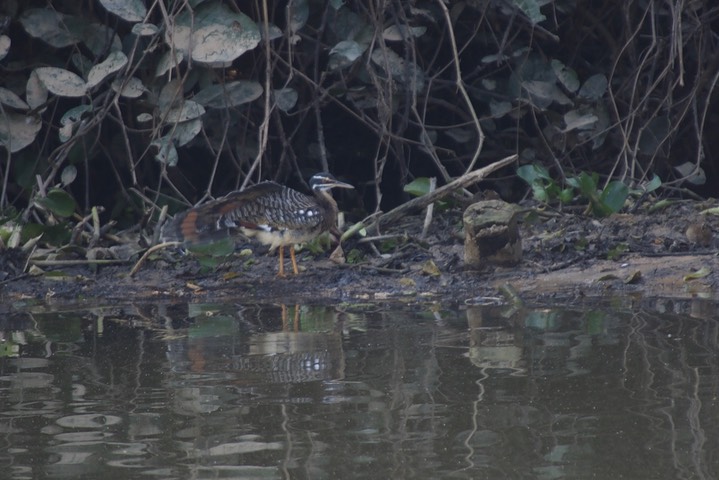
[
  {"x1": 290, "y1": 245, "x2": 300, "y2": 275},
  {"x1": 278, "y1": 246, "x2": 286, "y2": 277}
]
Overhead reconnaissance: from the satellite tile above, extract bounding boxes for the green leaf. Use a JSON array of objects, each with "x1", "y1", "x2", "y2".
[
  {"x1": 328, "y1": 40, "x2": 366, "y2": 71},
  {"x1": 512, "y1": 0, "x2": 547, "y2": 24},
  {"x1": 193, "y1": 80, "x2": 263, "y2": 108},
  {"x1": 34, "y1": 67, "x2": 87, "y2": 97},
  {"x1": 167, "y1": 2, "x2": 260, "y2": 64},
  {"x1": 98, "y1": 0, "x2": 147, "y2": 22},
  {"x1": 196, "y1": 256, "x2": 222, "y2": 272},
  {"x1": 132, "y1": 23, "x2": 159, "y2": 36},
  {"x1": 60, "y1": 105, "x2": 92, "y2": 127},
  {"x1": 559, "y1": 187, "x2": 574, "y2": 203},
  {"x1": 700, "y1": 206, "x2": 719, "y2": 215},
  {"x1": 578, "y1": 74, "x2": 607, "y2": 101},
  {"x1": 0, "y1": 113, "x2": 43, "y2": 153},
  {"x1": 26, "y1": 70, "x2": 48, "y2": 110},
  {"x1": 155, "y1": 51, "x2": 183, "y2": 77},
  {"x1": 38, "y1": 224, "x2": 71, "y2": 245},
  {"x1": 606, "y1": 243, "x2": 628, "y2": 261},
  {"x1": 0, "y1": 87, "x2": 29, "y2": 110},
  {"x1": 0, "y1": 35, "x2": 8, "y2": 62},
  {"x1": 517, "y1": 164, "x2": 550, "y2": 184},
  {"x1": 522, "y1": 80, "x2": 572, "y2": 107},
  {"x1": 674, "y1": 161, "x2": 706, "y2": 185},
  {"x1": 404, "y1": 177, "x2": 431, "y2": 197},
  {"x1": 530, "y1": 183, "x2": 549, "y2": 202},
  {"x1": 87, "y1": 51, "x2": 128, "y2": 89},
  {"x1": 188, "y1": 237, "x2": 235, "y2": 257},
  {"x1": 591, "y1": 201, "x2": 613, "y2": 217},
  {"x1": 684, "y1": 267, "x2": 711, "y2": 281},
  {"x1": 59, "y1": 105, "x2": 92, "y2": 142},
  {"x1": 383, "y1": 25, "x2": 427, "y2": 42},
  {"x1": 551, "y1": 59, "x2": 579, "y2": 92},
  {"x1": 599, "y1": 181, "x2": 628, "y2": 214},
  {"x1": 0, "y1": 340, "x2": 19, "y2": 358},
  {"x1": 81, "y1": 22, "x2": 122, "y2": 57},
  {"x1": 273, "y1": 88, "x2": 298, "y2": 112},
  {"x1": 36, "y1": 188, "x2": 76, "y2": 217},
  {"x1": 19, "y1": 9, "x2": 81, "y2": 48},
  {"x1": 111, "y1": 77, "x2": 146, "y2": 98},
  {"x1": 644, "y1": 174, "x2": 662, "y2": 193},
  {"x1": 151, "y1": 137, "x2": 178, "y2": 166},
  {"x1": 61, "y1": 166, "x2": 77, "y2": 186},
  {"x1": 563, "y1": 110, "x2": 598, "y2": 132},
  {"x1": 575, "y1": 172, "x2": 598, "y2": 199},
  {"x1": 190, "y1": 238, "x2": 235, "y2": 273},
  {"x1": 544, "y1": 182, "x2": 561, "y2": 200},
  {"x1": 288, "y1": 0, "x2": 309, "y2": 33},
  {"x1": 20, "y1": 223, "x2": 70, "y2": 246},
  {"x1": 347, "y1": 248, "x2": 363, "y2": 264},
  {"x1": 71, "y1": 53, "x2": 93, "y2": 78},
  {"x1": 13, "y1": 156, "x2": 39, "y2": 188},
  {"x1": 163, "y1": 100, "x2": 205, "y2": 123},
  {"x1": 172, "y1": 118, "x2": 202, "y2": 147},
  {"x1": 649, "y1": 199, "x2": 675, "y2": 213}
]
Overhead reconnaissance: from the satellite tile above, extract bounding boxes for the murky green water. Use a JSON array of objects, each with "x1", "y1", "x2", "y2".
[{"x1": 1, "y1": 299, "x2": 718, "y2": 479}]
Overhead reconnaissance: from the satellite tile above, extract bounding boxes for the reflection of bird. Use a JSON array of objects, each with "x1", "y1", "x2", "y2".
[{"x1": 161, "y1": 173, "x2": 354, "y2": 276}]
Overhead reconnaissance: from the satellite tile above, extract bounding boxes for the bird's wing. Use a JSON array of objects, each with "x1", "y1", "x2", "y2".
[
  {"x1": 222, "y1": 183, "x2": 322, "y2": 231},
  {"x1": 161, "y1": 182, "x2": 321, "y2": 244}
]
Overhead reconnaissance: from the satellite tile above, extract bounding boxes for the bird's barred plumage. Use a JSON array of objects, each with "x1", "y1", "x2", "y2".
[{"x1": 160, "y1": 173, "x2": 353, "y2": 275}]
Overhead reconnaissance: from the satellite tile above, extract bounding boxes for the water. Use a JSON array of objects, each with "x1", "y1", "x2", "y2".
[{"x1": 1, "y1": 299, "x2": 718, "y2": 479}]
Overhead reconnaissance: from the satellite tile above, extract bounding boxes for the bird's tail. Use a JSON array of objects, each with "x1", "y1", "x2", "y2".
[{"x1": 160, "y1": 206, "x2": 230, "y2": 245}]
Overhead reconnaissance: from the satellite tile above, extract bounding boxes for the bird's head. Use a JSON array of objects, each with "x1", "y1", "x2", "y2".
[{"x1": 309, "y1": 172, "x2": 354, "y2": 192}]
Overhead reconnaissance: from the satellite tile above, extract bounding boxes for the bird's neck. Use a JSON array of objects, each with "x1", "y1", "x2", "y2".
[{"x1": 314, "y1": 189, "x2": 339, "y2": 229}]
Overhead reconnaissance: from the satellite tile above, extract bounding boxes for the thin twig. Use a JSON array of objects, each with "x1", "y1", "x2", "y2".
[
  {"x1": 368, "y1": 154, "x2": 517, "y2": 232},
  {"x1": 129, "y1": 241, "x2": 182, "y2": 277},
  {"x1": 242, "y1": 0, "x2": 273, "y2": 188},
  {"x1": 153, "y1": 205, "x2": 169, "y2": 245},
  {"x1": 357, "y1": 233, "x2": 409, "y2": 244},
  {"x1": 30, "y1": 259, "x2": 130, "y2": 267},
  {"x1": 421, "y1": 177, "x2": 436, "y2": 239},
  {"x1": 70, "y1": 208, "x2": 103, "y2": 245},
  {"x1": 435, "y1": 0, "x2": 485, "y2": 174},
  {"x1": 0, "y1": 273, "x2": 30, "y2": 287},
  {"x1": 337, "y1": 263, "x2": 409, "y2": 275},
  {"x1": 91, "y1": 206, "x2": 101, "y2": 248}
]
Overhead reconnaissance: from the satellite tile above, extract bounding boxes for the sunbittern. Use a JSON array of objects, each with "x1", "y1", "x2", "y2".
[{"x1": 161, "y1": 172, "x2": 354, "y2": 276}]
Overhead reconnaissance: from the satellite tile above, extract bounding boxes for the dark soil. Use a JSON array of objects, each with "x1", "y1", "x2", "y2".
[{"x1": 2, "y1": 200, "x2": 718, "y2": 306}]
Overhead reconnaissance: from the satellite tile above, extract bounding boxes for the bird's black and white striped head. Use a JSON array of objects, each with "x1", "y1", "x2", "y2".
[{"x1": 309, "y1": 172, "x2": 354, "y2": 192}]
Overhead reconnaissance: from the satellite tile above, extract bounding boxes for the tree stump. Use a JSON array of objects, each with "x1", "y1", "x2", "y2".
[{"x1": 463, "y1": 200, "x2": 522, "y2": 268}]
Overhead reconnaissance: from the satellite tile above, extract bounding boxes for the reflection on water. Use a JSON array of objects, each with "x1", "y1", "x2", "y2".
[{"x1": 1, "y1": 299, "x2": 718, "y2": 479}]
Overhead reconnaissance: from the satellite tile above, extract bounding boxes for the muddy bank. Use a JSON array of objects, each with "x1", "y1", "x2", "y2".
[{"x1": 1, "y1": 200, "x2": 717, "y2": 306}]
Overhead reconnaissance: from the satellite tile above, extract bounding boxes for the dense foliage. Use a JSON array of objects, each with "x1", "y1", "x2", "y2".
[{"x1": 0, "y1": 0, "x2": 718, "y2": 249}]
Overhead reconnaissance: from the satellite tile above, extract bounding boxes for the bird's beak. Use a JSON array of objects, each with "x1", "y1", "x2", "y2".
[
  {"x1": 317, "y1": 179, "x2": 354, "y2": 190},
  {"x1": 331, "y1": 180, "x2": 354, "y2": 189}
]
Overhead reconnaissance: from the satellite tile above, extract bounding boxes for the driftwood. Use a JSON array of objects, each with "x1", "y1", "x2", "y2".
[
  {"x1": 463, "y1": 199, "x2": 522, "y2": 268},
  {"x1": 370, "y1": 154, "x2": 518, "y2": 231}
]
